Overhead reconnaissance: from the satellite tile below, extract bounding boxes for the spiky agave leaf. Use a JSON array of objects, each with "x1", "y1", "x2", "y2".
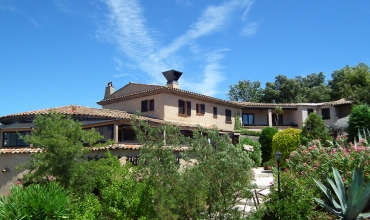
[{"x1": 314, "y1": 167, "x2": 370, "y2": 220}]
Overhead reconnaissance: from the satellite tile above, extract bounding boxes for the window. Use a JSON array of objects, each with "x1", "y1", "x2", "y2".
[
  {"x1": 118, "y1": 125, "x2": 136, "y2": 141},
  {"x1": 321, "y1": 108, "x2": 330, "y2": 120},
  {"x1": 213, "y1": 107, "x2": 217, "y2": 118},
  {"x1": 95, "y1": 125, "x2": 113, "y2": 141},
  {"x1": 196, "y1": 103, "x2": 205, "y2": 115},
  {"x1": 272, "y1": 114, "x2": 283, "y2": 126},
  {"x1": 307, "y1": 109, "x2": 314, "y2": 115},
  {"x1": 242, "y1": 113, "x2": 254, "y2": 125},
  {"x1": 225, "y1": 109, "x2": 232, "y2": 123},
  {"x1": 141, "y1": 99, "x2": 154, "y2": 112},
  {"x1": 3, "y1": 131, "x2": 30, "y2": 147},
  {"x1": 178, "y1": 100, "x2": 191, "y2": 116}
]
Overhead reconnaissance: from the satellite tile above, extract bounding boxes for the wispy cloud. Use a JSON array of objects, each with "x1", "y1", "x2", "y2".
[
  {"x1": 241, "y1": 22, "x2": 258, "y2": 36},
  {"x1": 183, "y1": 49, "x2": 228, "y2": 96},
  {"x1": 101, "y1": 0, "x2": 253, "y2": 96}
]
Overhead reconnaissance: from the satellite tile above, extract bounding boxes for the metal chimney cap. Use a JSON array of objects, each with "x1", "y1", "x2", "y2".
[{"x1": 162, "y1": 70, "x2": 183, "y2": 84}]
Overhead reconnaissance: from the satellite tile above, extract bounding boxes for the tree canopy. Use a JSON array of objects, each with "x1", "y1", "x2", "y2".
[{"x1": 228, "y1": 63, "x2": 370, "y2": 104}]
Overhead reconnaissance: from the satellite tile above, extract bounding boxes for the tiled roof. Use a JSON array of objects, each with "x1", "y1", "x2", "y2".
[
  {"x1": 97, "y1": 84, "x2": 241, "y2": 107},
  {"x1": 91, "y1": 143, "x2": 188, "y2": 152},
  {"x1": 0, "y1": 105, "x2": 163, "y2": 125},
  {"x1": 0, "y1": 148, "x2": 42, "y2": 154},
  {"x1": 0, "y1": 105, "x2": 220, "y2": 130},
  {"x1": 322, "y1": 98, "x2": 352, "y2": 106},
  {"x1": 239, "y1": 98, "x2": 351, "y2": 107},
  {"x1": 0, "y1": 144, "x2": 188, "y2": 154}
]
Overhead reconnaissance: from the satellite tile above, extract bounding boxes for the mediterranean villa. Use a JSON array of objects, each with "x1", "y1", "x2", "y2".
[{"x1": 0, "y1": 70, "x2": 351, "y2": 194}]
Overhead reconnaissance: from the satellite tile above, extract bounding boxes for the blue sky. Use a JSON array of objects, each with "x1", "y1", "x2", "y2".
[{"x1": 1, "y1": 0, "x2": 370, "y2": 117}]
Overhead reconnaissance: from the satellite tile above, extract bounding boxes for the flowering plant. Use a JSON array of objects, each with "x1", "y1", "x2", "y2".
[{"x1": 286, "y1": 135, "x2": 370, "y2": 186}]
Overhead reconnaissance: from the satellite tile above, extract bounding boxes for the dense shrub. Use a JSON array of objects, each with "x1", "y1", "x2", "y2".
[
  {"x1": 239, "y1": 137, "x2": 262, "y2": 167},
  {"x1": 300, "y1": 113, "x2": 332, "y2": 147},
  {"x1": 287, "y1": 136, "x2": 370, "y2": 185},
  {"x1": 0, "y1": 181, "x2": 70, "y2": 219},
  {"x1": 259, "y1": 127, "x2": 278, "y2": 164},
  {"x1": 271, "y1": 128, "x2": 301, "y2": 167},
  {"x1": 263, "y1": 171, "x2": 330, "y2": 220},
  {"x1": 348, "y1": 104, "x2": 370, "y2": 142}
]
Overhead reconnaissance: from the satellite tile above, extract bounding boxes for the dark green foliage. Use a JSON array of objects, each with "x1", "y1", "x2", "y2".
[
  {"x1": 131, "y1": 114, "x2": 255, "y2": 219},
  {"x1": 228, "y1": 79, "x2": 263, "y2": 102},
  {"x1": 263, "y1": 171, "x2": 329, "y2": 220},
  {"x1": 234, "y1": 113, "x2": 242, "y2": 130},
  {"x1": 21, "y1": 112, "x2": 104, "y2": 188},
  {"x1": 329, "y1": 63, "x2": 370, "y2": 104},
  {"x1": 239, "y1": 137, "x2": 262, "y2": 167},
  {"x1": 300, "y1": 113, "x2": 332, "y2": 147},
  {"x1": 0, "y1": 182, "x2": 71, "y2": 219},
  {"x1": 259, "y1": 127, "x2": 278, "y2": 164},
  {"x1": 348, "y1": 104, "x2": 370, "y2": 142}
]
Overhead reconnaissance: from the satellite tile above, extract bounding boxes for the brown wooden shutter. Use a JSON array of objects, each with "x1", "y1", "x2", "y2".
[
  {"x1": 149, "y1": 100, "x2": 154, "y2": 111},
  {"x1": 187, "y1": 101, "x2": 191, "y2": 116},
  {"x1": 178, "y1": 100, "x2": 184, "y2": 114},
  {"x1": 201, "y1": 104, "x2": 205, "y2": 114},
  {"x1": 141, "y1": 100, "x2": 148, "y2": 112}
]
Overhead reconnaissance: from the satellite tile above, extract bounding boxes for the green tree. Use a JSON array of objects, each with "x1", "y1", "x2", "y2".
[
  {"x1": 227, "y1": 79, "x2": 263, "y2": 102},
  {"x1": 300, "y1": 113, "x2": 332, "y2": 147},
  {"x1": 259, "y1": 127, "x2": 278, "y2": 164},
  {"x1": 296, "y1": 72, "x2": 331, "y2": 103},
  {"x1": 21, "y1": 112, "x2": 104, "y2": 188},
  {"x1": 273, "y1": 106, "x2": 283, "y2": 128},
  {"x1": 348, "y1": 104, "x2": 370, "y2": 142},
  {"x1": 329, "y1": 63, "x2": 370, "y2": 104},
  {"x1": 131, "y1": 114, "x2": 255, "y2": 219},
  {"x1": 262, "y1": 75, "x2": 302, "y2": 103}
]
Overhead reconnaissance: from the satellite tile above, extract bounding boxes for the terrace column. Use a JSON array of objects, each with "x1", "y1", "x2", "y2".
[
  {"x1": 268, "y1": 109, "x2": 272, "y2": 127},
  {"x1": 113, "y1": 124, "x2": 119, "y2": 143}
]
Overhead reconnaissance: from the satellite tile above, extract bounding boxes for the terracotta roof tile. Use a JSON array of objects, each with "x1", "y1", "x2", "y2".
[
  {"x1": 97, "y1": 85, "x2": 241, "y2": 107},
  {"x1": 0, "y1": 148, "x2": 42, "y2": 154}
]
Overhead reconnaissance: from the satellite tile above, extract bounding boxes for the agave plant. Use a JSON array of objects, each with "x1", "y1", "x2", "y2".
[{"x1": 313, "y1": 167, "x2": 370, "y2": 220}]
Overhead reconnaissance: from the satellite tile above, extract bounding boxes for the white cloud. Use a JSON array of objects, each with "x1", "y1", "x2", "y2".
[
  {"x1": 101, "y1": 0, "x2": 253, "y2": 96},
  {"x1": 185, "y1": 49, "x2": 228, "y2": 96},
  {"x1": 241, "y1": 22, "x2": 258, "y2": 36}
]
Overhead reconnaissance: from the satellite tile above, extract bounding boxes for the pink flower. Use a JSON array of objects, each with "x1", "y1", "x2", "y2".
[
  {"x1": 48, "y1": 176, "x2": 56, "y2": 181},
  {"x1": 17, "y1": 179, "x2": 22, "y2": 185}
]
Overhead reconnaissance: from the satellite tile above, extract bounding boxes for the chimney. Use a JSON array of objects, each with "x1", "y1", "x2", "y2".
[
  {"x1": 162, "y1": 70, "x2": 182, "y2": 89},
  {"x1": 104, "y1": 82, "x2": 114, "y2": 99}
]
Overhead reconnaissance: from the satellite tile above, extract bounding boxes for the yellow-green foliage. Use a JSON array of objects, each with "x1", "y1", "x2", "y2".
[{"x1": 271, "y1": 128, "x2": 301, "y2": 167}]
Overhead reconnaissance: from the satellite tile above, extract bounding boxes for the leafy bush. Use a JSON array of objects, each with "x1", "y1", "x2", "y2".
[
  {"x1": 263, "y1": 171, "x2": 329, "y2": 220},
  {"x1": 348, "y1": 104, "x2": 370, "y2": 142},
  {"x1": 300, "y1": 113, "x2": 332, "y2": 147},
  {"x1": 271, "y1": 128, "x2": 301, "y2": 167},
  {"x1": 239, "y1": 137, "x2": 262, "y2": 167},
  {"x1": 131, "y1": 115, "x2": 255, "y2": 219},
  {"x1": 0, "y1": 181, "x2": 70, "y2": 219},
  {"x1": 259, "y1": 127, "x2": 278, "y2": 164},
  {"x1": 287, "y1": 135, "x2": 370, "y2": 185}
]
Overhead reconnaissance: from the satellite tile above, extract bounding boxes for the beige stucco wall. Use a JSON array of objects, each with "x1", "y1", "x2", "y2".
[
  {"x1": 241, "y1": 109, "x2": 268, "y2": 125},
  {"x1": 102, "y1": 93, "x2": 165, "y2": 119},
  {"x1": 0, "y1": 153, "x2": 30, "y2": 195},
  {"x1": 162, "y1": 94, "x2": 239, "y2": 131}
]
